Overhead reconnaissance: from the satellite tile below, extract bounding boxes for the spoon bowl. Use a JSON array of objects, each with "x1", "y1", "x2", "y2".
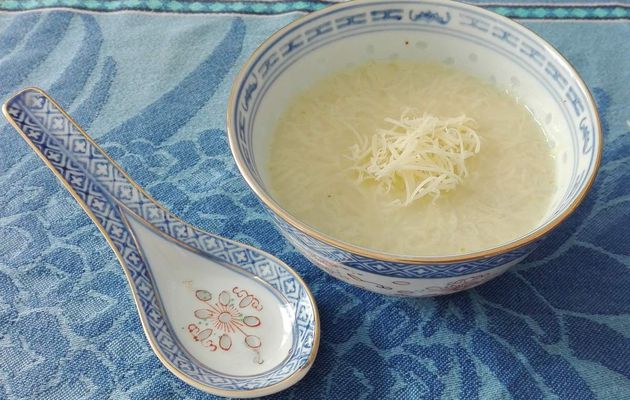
[{"x1": 3, "y1": 87, "x2": 319, "y2": 398}]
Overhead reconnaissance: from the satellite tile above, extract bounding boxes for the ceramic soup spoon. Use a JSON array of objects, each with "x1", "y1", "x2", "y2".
[{"x1": 3, "y1": 87, "x2": 319, "y2": 398}]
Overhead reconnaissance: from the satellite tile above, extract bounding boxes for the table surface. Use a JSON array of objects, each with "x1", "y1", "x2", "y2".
[{"x1": 0, "y1": 1, "x2": 628, "y2": 399}]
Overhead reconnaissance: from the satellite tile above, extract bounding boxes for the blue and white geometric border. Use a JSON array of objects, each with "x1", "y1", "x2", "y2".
[
  {"x1": 228, "y1": 0, "x2": 601, "y2": 281},
  {"x1": 2, "y1": 88, "x2": 319, "y2": 397}
]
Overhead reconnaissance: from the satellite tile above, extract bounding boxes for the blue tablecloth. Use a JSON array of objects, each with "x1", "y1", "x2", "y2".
[{"x1": 0, "y1": 1, "x2": 629, "y2": 399}]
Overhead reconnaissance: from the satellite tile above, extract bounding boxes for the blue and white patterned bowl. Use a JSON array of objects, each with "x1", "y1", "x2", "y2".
[{"x1": 227, "y1": 0, "x2": 602, "y2": 296}]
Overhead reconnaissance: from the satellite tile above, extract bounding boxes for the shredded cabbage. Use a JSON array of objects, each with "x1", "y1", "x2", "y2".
[{"x1": 349, "y1": 110, "x2": 481, "y2": 205}]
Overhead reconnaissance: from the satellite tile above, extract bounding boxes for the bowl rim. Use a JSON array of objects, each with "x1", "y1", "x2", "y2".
[{"x1": 226, "y1": 0, "x2": 603, "y2": 265}]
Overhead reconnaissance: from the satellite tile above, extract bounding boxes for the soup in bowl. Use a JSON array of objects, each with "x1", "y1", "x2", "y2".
[{"x1": 227, "y1": 0, "x2": 601, "y2": 296}]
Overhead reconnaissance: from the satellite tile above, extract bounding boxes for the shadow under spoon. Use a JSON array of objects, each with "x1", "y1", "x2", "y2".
[{"x1": 3, "y1": 87, "x2": 319, "y2": 398}]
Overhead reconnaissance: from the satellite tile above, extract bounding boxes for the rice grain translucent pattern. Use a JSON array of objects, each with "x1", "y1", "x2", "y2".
[{"x1": 228, "y1": 0, "x2": 601, "y2": 297}]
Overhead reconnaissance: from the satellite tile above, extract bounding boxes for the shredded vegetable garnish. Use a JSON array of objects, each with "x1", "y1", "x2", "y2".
[{"x1": 349, "y1": 109, "x2": 481, "y2": 205}]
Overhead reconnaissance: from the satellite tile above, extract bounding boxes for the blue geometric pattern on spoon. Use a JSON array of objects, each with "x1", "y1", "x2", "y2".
[{"x1": 2, "y1": 87, "x2": 319, "y2": 398}]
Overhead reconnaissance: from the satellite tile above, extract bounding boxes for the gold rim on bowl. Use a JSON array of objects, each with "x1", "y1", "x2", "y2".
[{"x1": 226, "y1": 0, "x2": 603, "y2": 265}]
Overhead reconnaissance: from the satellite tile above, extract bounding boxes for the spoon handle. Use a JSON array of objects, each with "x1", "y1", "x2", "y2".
[
  {"x1": 5, "y1": 87, "x2": 168, "y2": 216},
  {"x1": 3, "y1": 87, "x2": 260, "y2": 268}
]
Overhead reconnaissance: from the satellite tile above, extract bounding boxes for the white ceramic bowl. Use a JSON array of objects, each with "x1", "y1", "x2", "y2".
[{"x1": 227, "y1": 0, "x2": 602, "y2": 296}]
